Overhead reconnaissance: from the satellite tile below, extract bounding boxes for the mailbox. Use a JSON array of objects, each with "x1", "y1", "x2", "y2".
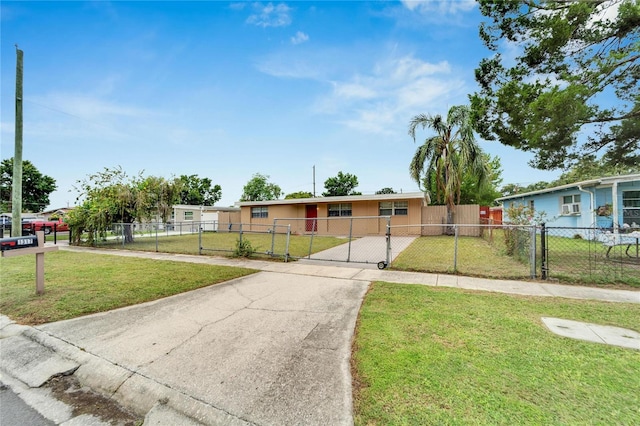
[{"x1": 0, "y1": 235, "x2": 38, "y2": 251}]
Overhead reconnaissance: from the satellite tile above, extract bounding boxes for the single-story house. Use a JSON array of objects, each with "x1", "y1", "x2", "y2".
[
  {"x1": 236, "y1": 192, "x2": 429, "y2": 236},
  {"x1": 171, "y1": 205, "x2": 241, "y2": 231},
  {"x1": 497, "y1": 173, "x2": 640, "y2": 231}
]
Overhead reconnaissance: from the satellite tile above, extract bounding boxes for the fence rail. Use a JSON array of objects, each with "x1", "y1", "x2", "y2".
[{"x1": 70, "y1": 219, "x2": 639, "y2": 285}]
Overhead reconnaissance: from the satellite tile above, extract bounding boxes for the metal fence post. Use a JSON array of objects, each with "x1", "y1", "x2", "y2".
[
  {"x1": 385, "y1": 217, "x2": 391, "y2": 266},
  {"x1": 540, "y1": 223, "x2": 548, "y2": 280},
  {"x1": 270, "y1": 218, "x2": 277, "y2": 256},
  {"x1": 529, "y1": 225, "x2": 536, "y2": 278},
  {"x1": 347, "y1": 217, "x2": 353, "y2": 262},
  {"x1": 198, "y1": 224, "x2": 202, "y2": 255},
  {"x1": 239, "y1": 223, "x2": 243, "y2": 246},
  {"x1": 156, "y1": 222, "x2": 159, "y2": 252},
  {"x1": 453, "y1": 224, "x2": 459, "y2": 272},
  {"x1": 284, "y1": 224, "x2": 291, "y2": 262}
]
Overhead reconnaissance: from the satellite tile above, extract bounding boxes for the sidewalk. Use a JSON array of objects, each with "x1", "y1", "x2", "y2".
[{"x1": 1, "y1": 246, "x2": 638, "y2": 425}]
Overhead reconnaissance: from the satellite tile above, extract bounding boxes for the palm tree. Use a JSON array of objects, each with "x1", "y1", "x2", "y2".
[{"x1": 408, "y1": 105, "x2": 489, "y2": 230}]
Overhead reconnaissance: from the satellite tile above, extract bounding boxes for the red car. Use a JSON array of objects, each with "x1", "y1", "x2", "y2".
[{"x1": 26, "y1": 218, "x2": 69, "y2": 234}]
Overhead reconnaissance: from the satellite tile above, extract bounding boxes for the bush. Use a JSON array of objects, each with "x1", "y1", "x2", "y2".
[{"x1": 234, "y1": 238, "x2": 254, "y2": 257}]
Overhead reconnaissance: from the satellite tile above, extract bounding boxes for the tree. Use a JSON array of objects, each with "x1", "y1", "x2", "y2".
[
  {"x1": 285, "y1": 191, "x2": 313, "y2": 199},
  {"x1": 408, "y1": 105, "x2": 490, "y2": 227},
  {"x1": 471, "y1": 0, "x2": 640, "y2": 171},
  {"x1": 240, "y1": 173, "x2": 281, "y2": 201},
  {"x1": 323, "y1": 172, "x2": 361, "y2": 197},
  {"x1": 66, "y1": 167, "x2": 181, "y2": 244},
  {"x1": 500, "y1": 181, "x2": 550, "y2": 197},
  {"x1": 459, "y1": 154, "x2": 503, "y2": 206},
  {"x1": 375, "y1": 187, "x2": 397, "y2": 195},
  {"x1": 0, "y1": 158, "x2": 56, "y2": 212},
  {"x1": 178, "y1": 174, "x2": 222, "y2": 206}
]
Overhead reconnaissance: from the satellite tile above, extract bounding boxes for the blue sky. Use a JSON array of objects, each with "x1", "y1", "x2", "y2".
[{"x1": 1, "y1": 0, "x2": 562, "y2": 210}]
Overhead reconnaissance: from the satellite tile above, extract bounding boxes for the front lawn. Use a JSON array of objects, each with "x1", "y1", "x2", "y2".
[
  {"x1": 352, "y1": 282, "x2": 640, "y2": 425},
  {"x1": 0, "y1": 251, "x2": 257, "y2": 325}
]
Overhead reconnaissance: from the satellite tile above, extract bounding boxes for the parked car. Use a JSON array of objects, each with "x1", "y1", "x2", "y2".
[{"x1": 27, "y1": 218, "x2": 69, "y2": 234}]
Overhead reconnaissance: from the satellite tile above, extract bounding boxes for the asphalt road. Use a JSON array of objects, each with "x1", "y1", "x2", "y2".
[{"x1": 0, "y1": 383, "x2": 55, "y2": 426}]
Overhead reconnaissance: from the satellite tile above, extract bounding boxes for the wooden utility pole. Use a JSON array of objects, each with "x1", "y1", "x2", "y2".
[{"x1": 11, "y1": 46, "x2": 24, "y2": 234}]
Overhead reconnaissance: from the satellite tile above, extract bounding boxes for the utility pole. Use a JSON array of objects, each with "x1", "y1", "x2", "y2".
[
  {"x1": 312, "y1": 165, "x2": 316, "y2": 197},
  {"x1": 12, "y1": 46, "x2": 24, "y2": 235}
]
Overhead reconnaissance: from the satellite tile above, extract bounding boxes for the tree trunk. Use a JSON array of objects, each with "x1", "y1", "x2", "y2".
[
  {"x1": 124, "y1": 223, "x2": 134, "y2": 243},
  {"x1": 445, "y1": 206, "x2": 455, "y2": 235}
]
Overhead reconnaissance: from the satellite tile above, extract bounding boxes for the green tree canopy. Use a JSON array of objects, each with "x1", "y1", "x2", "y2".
[
  {"x1": 323, "y1": 172, "x2": 361, "y2": 197},
  {"x1": 459, "y1": 154, "x2": 503, "y2": 206},
  {"x1": 409, "y1": 105, "x2": 490, "y2": 222},
  {"x1": 67, "y1": 167, "x2": 181, "y2": 244},
  {"x1": 178, "y1": 174, "x2": 222, "y2": 206},
  {"x1": 285, "y1": 191, "x2": 314, "y2": 199},
  {"x1": 375, "y1": 187, "x2": 397, "y2": 195},
  {"x1": 0, "y1": 158, "x2": 57, "y2": 212},
  {"x1": 240, "y1": 173, "x2": 282, "y2": 201},
  {"x1": 471, "y1": 0, "x2": 640, "y2": 171}
]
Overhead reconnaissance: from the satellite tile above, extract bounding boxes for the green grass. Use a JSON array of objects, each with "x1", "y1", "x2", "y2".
[
  {"x1": 352, "y1": 282, "x2": 640, "y2": 425},
  {"x1": 392, "y1": 235, "x2": 531, "y2": 279},
  {"x1": 0, "y1": 251, "x2": 257, "y2": 325}
]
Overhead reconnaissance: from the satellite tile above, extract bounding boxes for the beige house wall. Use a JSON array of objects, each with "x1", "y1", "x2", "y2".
[{"x1": 241, "y1": 197, "x2": 426, "y2": 236}]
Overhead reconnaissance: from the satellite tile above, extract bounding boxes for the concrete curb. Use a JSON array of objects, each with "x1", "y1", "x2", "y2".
[{"x1": 1, "y1": 317, "x2": 249, "y2": 425}]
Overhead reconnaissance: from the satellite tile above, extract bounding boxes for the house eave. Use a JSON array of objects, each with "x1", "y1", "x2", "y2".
[
  {"x1": 496, "y1": 173, "x2": 640, "y2": 202},
  {"x1": 236, "y1": 192, "x2": 426, "y2": 207}
]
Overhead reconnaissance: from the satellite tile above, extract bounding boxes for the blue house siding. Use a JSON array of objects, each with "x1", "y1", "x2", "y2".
[{"x1": 499, "y1": 174, "x2": 640, "y2": 235}]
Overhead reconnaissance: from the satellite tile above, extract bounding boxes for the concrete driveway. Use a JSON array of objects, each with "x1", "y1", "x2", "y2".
[
  {"x1": 306, "y1": 235, "x2": 417, "y2": 265},
  {"x1": 37, "y1": 271, "x2": 369, "y2": 425}
]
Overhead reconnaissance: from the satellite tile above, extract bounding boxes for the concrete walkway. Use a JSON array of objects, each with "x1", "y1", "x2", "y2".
[{"x1": 1, "y1": 246, "x2": 638, "y2": 425}]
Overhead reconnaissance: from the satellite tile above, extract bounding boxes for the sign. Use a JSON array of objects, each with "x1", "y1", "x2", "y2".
[{"x1": 1, "y1": 231, "x2": 58, "y2": 294}]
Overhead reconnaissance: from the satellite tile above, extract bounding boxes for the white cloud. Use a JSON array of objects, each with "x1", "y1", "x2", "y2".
[
  {"x1": 401, "y1": 0, "x2": 476, "y2": 14},
  {"x1": 246, "y1": 2, "x2": 292, "y2": 28},
  {"x1": 315, "y1": 55, "x2": 464, "y2": 135},
  {"x1": 291, "y1": 31, "x2": 309, "y2": 45}
]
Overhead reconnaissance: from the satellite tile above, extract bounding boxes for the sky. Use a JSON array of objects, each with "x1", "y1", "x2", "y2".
[{"x1": 1, "y1": 0, "x2": 563, "y2": 210}]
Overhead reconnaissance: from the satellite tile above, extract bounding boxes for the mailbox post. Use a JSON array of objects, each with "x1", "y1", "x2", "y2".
[{"x1": 1, "y1": 231, "x2": 58, "y2": 295}]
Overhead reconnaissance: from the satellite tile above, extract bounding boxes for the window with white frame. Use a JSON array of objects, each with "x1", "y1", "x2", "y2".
[
  {"x1": 328, "y1": 203, "x2": 352, "y2": 217},
  {"x1": 379, "y1": 201, "x2": 408, "y2": 216},
  {"x1": 184, "y1": 211, "x2": 194, "y2": 221},
  {"x1": 251, "y1": 206, "x2": 268, "y2": 218},
  {"x1": 561, "y1": 194, "x2": 581, "y2": 215}
]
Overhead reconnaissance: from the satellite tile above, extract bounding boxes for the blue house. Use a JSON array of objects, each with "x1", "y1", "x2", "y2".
[{"x1": 497, "y1": 174, "x2": 640, "y2": 232}]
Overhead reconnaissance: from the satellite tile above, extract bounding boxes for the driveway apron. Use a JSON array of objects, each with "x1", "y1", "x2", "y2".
[{"x1": 38, "y1": 271, "x2": 369, "y2": 425}]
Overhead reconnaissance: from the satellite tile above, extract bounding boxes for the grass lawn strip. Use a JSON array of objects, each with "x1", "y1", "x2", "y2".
[
  {"x1": 0, "y1": 251, "x2": 257, "y2": 325},
  {"x1": 352, "y1": 282, "x2": 640, "y2": 425}
]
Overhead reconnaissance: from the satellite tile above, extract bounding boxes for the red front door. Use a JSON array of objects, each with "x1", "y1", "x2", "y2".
[{"x1": 305, "y1": 205, "x2": 318, "y2": 232}]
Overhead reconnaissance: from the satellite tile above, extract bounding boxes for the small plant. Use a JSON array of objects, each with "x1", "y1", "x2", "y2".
[
  {"x1": 234, "y1": 238, "x2": 254, "y2": 257},
  {"x1": 596, "y1": 204, "x2": 612, "y2": 216}
]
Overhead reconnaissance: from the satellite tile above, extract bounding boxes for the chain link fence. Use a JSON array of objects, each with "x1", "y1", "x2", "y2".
[
  {"x1": 390, "y1": 224, "x2": 537, "y2": 279},
  {"x1": 73, "y1": 219, "x2": 638, "y2": 285},
  {"x1": 541, "y1": 225, "x2": 639, "y2": 285}
]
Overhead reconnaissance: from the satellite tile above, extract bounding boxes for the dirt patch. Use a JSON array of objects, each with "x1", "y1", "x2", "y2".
[{"x1": 45, "y1": 375, "x2": 143, "y2": 425}]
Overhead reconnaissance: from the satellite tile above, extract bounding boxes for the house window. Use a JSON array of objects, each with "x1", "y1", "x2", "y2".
[
  {"x1": 561, "y1": 194, "x2": 581, "y2": 215},
  {"x1": 251, "y1": 206, "x2": 268, "y2": 218},
  {"x1": 622, "y1": 191, "x2": 640, "y2": 226},
  {"x1": 328, "y1": 203, "x2": 352, "y2": 217},
  {"x1": 379, "y1": 201, "x2": 408, "y2": 216},
  {"x1": 184, "y1": 211, "x2": 194, "y2": 221}
]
